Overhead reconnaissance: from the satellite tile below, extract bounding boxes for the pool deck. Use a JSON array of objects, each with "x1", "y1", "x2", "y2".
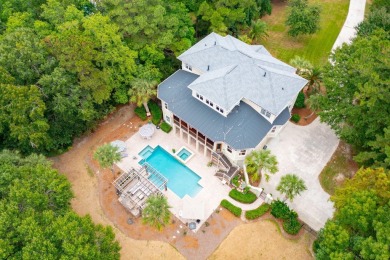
[{"x1": 116, "y1": 124, "x2": 231, "y2": 231}]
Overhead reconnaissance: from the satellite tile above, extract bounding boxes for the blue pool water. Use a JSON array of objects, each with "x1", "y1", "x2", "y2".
[
  {"x1": 177, "y1": 148, "x2": 192, "y2": 161},
  {"x1": 140, "y1": 146, "x2": 203, "y2": 198},
  {"x1": 138, "y1": 145, "x2": 154, "y2": 159}
]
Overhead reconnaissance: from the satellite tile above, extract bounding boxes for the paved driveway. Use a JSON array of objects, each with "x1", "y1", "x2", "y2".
[{"x1": 260, "y1": 118, "x2": 339, "y2": 231}]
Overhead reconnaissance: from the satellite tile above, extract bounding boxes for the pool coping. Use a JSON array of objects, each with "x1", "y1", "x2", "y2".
[{"x1": 175, "y1": 146, "x2": 195, "y2": 164}]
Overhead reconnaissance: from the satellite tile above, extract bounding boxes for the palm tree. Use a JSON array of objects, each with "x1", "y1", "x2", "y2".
[
  {"x1": 93, "y1": 143, "x2": 122, "y2": 175},
  {"x1": 277, "y1": 174, "x2": 307, "y2": 202},
  {"x1": 128, "y1": 78, "x2": 157, "y2": 116},
  {"x1": 289, "y1": 55, "x2": 313, "y2": 76},
  {"x1": 142, "y1": 195, "x2": 171, "y2": 230},
  {"x1": 305, "y1": 94, "x2": 322, "y2": 119},
  {"x1": 303, "y1": 67, "x2": 322, "y2": 95},
  {"x1": 249, "y1": 20, "x2": 269, "y2": 42},
  {"x1": 245, "y1": 149, "x2": 278, "y2": 183}
]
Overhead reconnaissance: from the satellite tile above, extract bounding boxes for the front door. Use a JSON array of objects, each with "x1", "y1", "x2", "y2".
[{"x1": 216, "y1": 143, "x2": 222, "y2": 152}]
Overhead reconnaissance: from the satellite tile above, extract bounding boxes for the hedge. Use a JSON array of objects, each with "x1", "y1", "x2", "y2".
[
  {"x1": 221, "y1": 199, "x2": 242, "y2": 217},
  {"x1": 245, "y1": 203, "x2": 270, "y2": 220},
  {"x1": 271, "y1": 200, "x2": 292, "y2": 220},
  {"x1": 229, "y1": 189, "x2": 257, "y2": 204},
  {"x1": 134, "y1": 106, "x2": 147, "y2": 121},
  {"x1": 283, "y1": 216, "x2": 302, "y2": 235},
  {"x1": 291, "y1": 114, "x2": 301, "y2": 123},
  {"x1": 160, "y1": 122, "x2": 172, "y2": 133},
  {"x1": 294, "y1": 91, "x2": 305, "y2": 108},
  {"x1": 148, "y1": 100, "x2": 162, "y2": 125}
]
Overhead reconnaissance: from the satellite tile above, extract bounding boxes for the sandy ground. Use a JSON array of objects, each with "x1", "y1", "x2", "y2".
[
  {"x1": 52, "y1": 104, "x2": 315, "y2": 260},
  {"x1": 210, "y1": 220, "x2": 313, "y2": 260}
]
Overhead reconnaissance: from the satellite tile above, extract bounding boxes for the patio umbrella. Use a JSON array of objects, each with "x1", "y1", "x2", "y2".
[
  {"x1": 139, "y1": 123, "x2": 155, "y2": 139},
  {"x1": 110, "y1": 140, "x2": 126, "y2": 152}
]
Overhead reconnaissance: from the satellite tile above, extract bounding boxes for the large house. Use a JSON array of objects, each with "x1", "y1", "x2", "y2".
[{"x1": 158, "y1": 32, "x2": 307, "y2": 169}]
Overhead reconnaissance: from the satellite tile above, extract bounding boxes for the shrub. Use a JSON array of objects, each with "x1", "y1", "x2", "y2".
[
  {"x1": 229, "y1": 189, "x2": 257, "y2": 204},
  {"x1": 271, "y1": 200, "x2": 292, "y2": 220},
  {"x1": 294, "y1": 91, "x2": 305, "y2": 108},
  {"x1": 245, "y1": 203, "x2": 270, "y2": 220},
  {"x1": 291, "y1": 114, "x2": 301, "y2": 123},
  {"x1": 148, "y1": 100, "x2": 162, "y2": 125},
  {"x1": 220, "y1": 199, "x2": 242, "y2": 217},
  {"x1": 160, "y1": 122, "x2": 172, "y2": 133},
  {"x1": 135, "y1": 106, "x2": 147, "y2": 121},
  {"x1": 231, "y1": 175, "x2": 239, "y2": 187},
  {"x1": 283, "y1": 216, "x2": 302, "y2": 235}
]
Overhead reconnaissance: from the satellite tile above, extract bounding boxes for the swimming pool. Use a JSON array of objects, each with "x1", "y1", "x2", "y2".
[
  {"x1": 140, "y1": 146, "x2": 203, "y2": 198},
  {"x1": 176, "y1": 146, "x2": 194, "y2": 163}
]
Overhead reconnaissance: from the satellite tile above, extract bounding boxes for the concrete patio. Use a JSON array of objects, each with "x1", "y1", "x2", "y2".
[{"x1": 115, "y1": 122, "x2": 231, "y2": 231}]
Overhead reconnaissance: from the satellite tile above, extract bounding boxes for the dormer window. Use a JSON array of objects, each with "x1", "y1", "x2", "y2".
[
  {"x1": 209, "y1": 101, "x2": 213, "y2": 107},
  {"x1": 266, "y1": 112, "x2": 271, "y2": 118},
  {"x1": 206, "y1": 99, "x2": 210, "y2": 105},
  {"x1": 199, "y1": 95, "x2": 203, "y2": 100},
  {"x1": 185, "y1": 63, "x2": 192, "y2": 71},
  {"x1": 196, "y1": 93, "x2": 200, "y2": 98}
]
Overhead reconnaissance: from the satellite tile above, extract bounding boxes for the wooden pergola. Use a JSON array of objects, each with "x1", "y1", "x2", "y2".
[{"x1": 113, "y1": 163, "x2": 167, "y2": 217}]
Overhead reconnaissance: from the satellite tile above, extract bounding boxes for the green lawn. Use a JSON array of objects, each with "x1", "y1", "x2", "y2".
[{"x1": 261, "y1": 0, "x2": 350, "y2": 66}]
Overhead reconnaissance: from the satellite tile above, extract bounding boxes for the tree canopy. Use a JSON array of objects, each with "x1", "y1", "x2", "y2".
[
  {"x1": 285, "y1": 0, "x2": 321, "y2": 37},
  {"x1": 314, "y1": 167, "x2": 390, "y2": 259},
  {"x1": 0, "y1": 150, "x2": 120, "y2": 259},
  {"x1": 317, "y1": 28, "x2": 389, "y2": 168}
]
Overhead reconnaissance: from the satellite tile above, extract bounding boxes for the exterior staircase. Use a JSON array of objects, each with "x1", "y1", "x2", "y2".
[{"x1": 212, "y1": 152, "x2": 239, "y2": 183}]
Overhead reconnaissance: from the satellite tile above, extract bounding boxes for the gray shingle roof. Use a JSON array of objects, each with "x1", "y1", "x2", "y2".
[
  {"x1": 158, "y1": 70, "x2": 290, "y2": 150},
  {"x1": 177, "y1": 32, "x2": 308, "y2": 116}
]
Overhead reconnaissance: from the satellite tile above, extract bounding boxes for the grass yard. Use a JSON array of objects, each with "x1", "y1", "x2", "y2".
[
  {"x1": 261, "y1": 0, "x2": 350, "y2": 66},
  {"x1": 319, "y1": 141, "x2": 358, "y2": 195}
]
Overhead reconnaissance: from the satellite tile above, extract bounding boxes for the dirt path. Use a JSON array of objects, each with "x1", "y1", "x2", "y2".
[
  {"x1": 210, "y1": 220, "x2": 313, "y2": 259},
  {"x1": 51, "y1": 105, "x2": 184, "y2": 260}
]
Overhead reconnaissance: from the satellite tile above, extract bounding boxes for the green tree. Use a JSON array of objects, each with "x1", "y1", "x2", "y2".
[
  {"x1": 286, "y1": 0, "x2": 321, "y2": 37},
  {"x1": 245, "y1": 149, "x2": 278, "y2": 183},
  {"x1": 314, "y1": 168, "x2": 390, "y2": 259},
  {"x1": 97, "y1": 0, "x2": 194, "y2": 56},
  {"x1": 276, "y1": 174, "x2": 307, "y2": 202},
  {"x1": 142, "y1": 194, "x2": 171, "y2": 230},
  {"x1": 0, "y1": 84, "x2": 50, "y2": 153},
  {"x1": 128, "y1": 78, "x2": 158, "y2": 116},
  {"x1": 94, "y1": 144, "x2": 122, "y2": 175},
  {"x1": 357, "y1": 7, "x2": 390, "y2": 37},
  {"x1": 46, "y1": 8, "x2": 136, "y2": 104},
  {"x1": 38, "y1": 67, "x2": 98, "y2": 151},
  {"x1": 0, "y1": 150, "x2": 120, "y2": 259},
  {"x1": 0, "y1": 27, "x2": 55, "y2": 85},
  {"x1": 197, "y1": 0, "x2": 259, "y2": 35},
  {"x1": 248, "y1": 19, "x2": 269, "y2": 42},
  {"x1": 317, "y1": 29, "x2": 390, "y2": 168},
  {"x1": 258, "y1": 0, "x2": 272, "y2": 17},
  {"x1": 303, "y1": 67, "x2": 322, "y2": 94},
  {"x1": 289, "y1": 55, "x2": 313, "y2": 76},
  {"x1": 305, "y1": 93, "x2": 322, "y2": 119}
]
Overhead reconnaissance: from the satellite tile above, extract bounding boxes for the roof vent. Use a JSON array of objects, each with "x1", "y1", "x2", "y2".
[
  {"x1": 263, "y1": 72, "x2": 267, "y2": 77},
  {"x1": 207, "y1": 65, "x2": 210, "y2": 71},
  {"x1": 214, "y1": 41, "x2": 216, "y2": 45},
  {"x1": 282, "y1": 87, "x2": 284, "y2": 90}
]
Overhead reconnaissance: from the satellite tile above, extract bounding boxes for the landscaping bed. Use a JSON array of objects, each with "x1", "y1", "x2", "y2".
[
  {"x1": 221, "y1": 199, "x2": 242, "y2": 217},
  {"x1": 245, "y1": 203, "x2": 270, "y2": 220},
  {"x1": 229, "y1": 188, "x2": 257, "y2": 204}
]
